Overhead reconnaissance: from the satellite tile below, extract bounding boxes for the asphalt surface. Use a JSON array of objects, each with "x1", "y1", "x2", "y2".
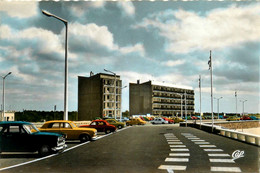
[{"x1": 0, "y1": 124, "x2": 259, "y2": 173}]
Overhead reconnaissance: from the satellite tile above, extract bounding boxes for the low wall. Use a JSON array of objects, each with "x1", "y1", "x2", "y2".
[{"x1": 215, "y1": 121, "x2": 260, "y2": 129}]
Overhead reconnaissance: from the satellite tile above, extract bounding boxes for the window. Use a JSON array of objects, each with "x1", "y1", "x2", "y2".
[
  {"x1": 90, "y1": 122, "x2": 97, "y2": 126},
  {"x1": 62, "y1": 123, "x2": 72, "y2": 128}
]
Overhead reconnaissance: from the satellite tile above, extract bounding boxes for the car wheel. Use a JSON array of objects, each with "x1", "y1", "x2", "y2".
[
  {"x1": 162, "y1": 122, "x2": 165, "y2": 124},
  {"x1": 38, "y1": 145, "x2": 51, "y2": 156},
  {"x1": 79, "y1": 134, "x2": 90, "y2": 143},
  {"x1": 105, "y1": 129, "x2": 111, "y2": 134},
  {"x1": 126, "y1": 123, "x2": 129, "y2": 126},
  {"x1": 152, "y1": 122, "x2": 155, "y2": 124},
  {"x1": 118, "y1": 125, "x2": 122, "y2": 129}
]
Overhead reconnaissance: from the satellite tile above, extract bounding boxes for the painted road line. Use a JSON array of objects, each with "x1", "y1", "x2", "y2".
[
  {"x1": 209, "y1": 159, "x2": 235, "y2": 163},
  {"x1": 191, "y1": 139, "x2": 205, "y2": 142},
  {"x1": 188, "y1": 138, "x2": 200, "y2": 140},
  {"x1": 204, "y1": 149, "x2": 223, "y2": 152},
  {"x1": 194, "y1": 142, "x2": 210, "y2": 144},
  {"x1": 168, "y1": 142, "x2": 183, "y2": 144},
  {"x1": 170, "y1": 145, "x2": 186, "y2": 147},
  {"x1": 158, "y1": 165, "x2": 187, "y2": 171},
  {"x1": 208, "y1": 153, "x2": 230, "y2": 157},
  {"x1": 169, "y1": 153, "x2": 190, "y2": 156},
  {"x1": 167, "y1": 140, "x2": 180, "y2": 142},
  {"x1": 211, "y1": 167, "x2": 241, "y2": 172},
  {"x1": 199, "y1": 145, "x2": 216, "y2": 148},
  {"x1": 165, "y1": 158, "x2": 189, "y2": 162},
  {"x1": 171, "y1": 149, "x2": 189, "y2": 151}
]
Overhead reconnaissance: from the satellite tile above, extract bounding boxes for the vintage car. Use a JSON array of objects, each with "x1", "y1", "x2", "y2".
[
  {"x1": 173, "y1": 117, "x2": 185, "y2": 123},
  {"x1": 0, "y1": 121, "x2": 67, "y2": 156},
  {"x1": 105, "y1": 119, "x2": 125, "y2": 129},
  {"x1": 162, "y1": 117, "x2": 174, "y2": 124},
  {"x1": 126, "y1": 118, "x2": 146, "y2": 126},
  {"x1": 39, "y1": 120, "x2": 97, "y2": 143},
  {"x1": 226, "y1": 116, "x2": 240, "y2": 121},
  {"x1": 79, "y1": 120, "x2": 116, "y2": 134},
  {"x1": 150, "y1": 118, "x2": 168, "y2": 124}
]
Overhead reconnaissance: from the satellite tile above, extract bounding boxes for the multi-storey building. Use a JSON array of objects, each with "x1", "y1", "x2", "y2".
[
  {"x1": 130, "y1": 80, "x2": 194, "y2": 117},
  {"x1": 78, "y1": 73, "x2": 122, "y2": 120}
]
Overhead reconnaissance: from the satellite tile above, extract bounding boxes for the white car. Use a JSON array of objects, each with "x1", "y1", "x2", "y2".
[{"x1": 150, "y1": 118, "x2": 168, "y2": 124}]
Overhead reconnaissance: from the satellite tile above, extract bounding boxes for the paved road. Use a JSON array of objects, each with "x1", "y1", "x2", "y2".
[{"x1": 0, "y1": 125, "x2": 259, "y2": 173}]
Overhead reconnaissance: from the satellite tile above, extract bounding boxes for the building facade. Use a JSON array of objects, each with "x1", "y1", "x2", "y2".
[
  {"x1": 78, "y1": 73, "x2": 122, "y2": 120},
  {"x1": 130, "y1": 80, "x2": 195, "y2": 117}
]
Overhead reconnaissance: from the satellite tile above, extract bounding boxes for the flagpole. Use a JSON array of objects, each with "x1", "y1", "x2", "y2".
[
  {"x1": 199, "y1": 75, "x2": 202, "y2": 129},
  {"x1": 210, "y1": 50, "x2": 214, "y2": 133}
]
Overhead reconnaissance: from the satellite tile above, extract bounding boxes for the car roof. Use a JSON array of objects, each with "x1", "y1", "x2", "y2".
[
  {"x1": 0, "y1": 121, "x2": 32, "y2": 125},
  {"x1": 44, "y1": 120, "x2": 73, "y2": 123},
  {"x1": 92, "y1": 120, "x2": 107, "y2": 122}
]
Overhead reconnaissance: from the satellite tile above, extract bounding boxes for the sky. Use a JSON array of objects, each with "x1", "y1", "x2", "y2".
[{"x1": 0, "y1": 1, "x2": 259, "y2": 114}]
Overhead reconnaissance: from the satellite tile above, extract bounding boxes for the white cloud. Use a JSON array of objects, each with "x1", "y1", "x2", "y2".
[
  {"x1": 0, "y1": 2, "x2": 38, "y2": 18},
  {"x1": 69, "y1": 2, "x2": 106, "y2": 17},
  {"x1": 70, "y1": 22, "x2": 117, "y2": 50},
  {"x1": 135, "y1": 4, "x2": 260, "y2": 54},
  {"x1": 161, "y1": 60, "x2": 185, "y2": 67},
  {"x1": 117, "y1": 1, "x2": 135, "y2": 17},
  {"x1": 119, "y1": 43, "x2": 145, "y2": 56}
]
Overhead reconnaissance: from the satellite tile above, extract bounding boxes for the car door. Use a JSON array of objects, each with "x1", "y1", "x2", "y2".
[
  {"x1": 1, "y1": 125, "x2": 32, "y2": 152},
  {"x1": 59, "y1": 122, "x2": 75, "y2": 139}
]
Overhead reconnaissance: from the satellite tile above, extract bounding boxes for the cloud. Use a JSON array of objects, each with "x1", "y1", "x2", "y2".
[
  {"x1": 134, "y1": 4, "x2": 260, "y2": 54},
  {"x1": 0, "y1": 2, "x2": 38, "y2": 18},
  {"x1": 161, "y1": 59, "x2": 185, "y2": 67},
  {"x1": 119, "y1": 43, "x2": 145, "y2": 56},
  {"x1": 117, "y1": 1, "x2": 135, "y2": 17},
  {"x1": 68, "y1": 1, "x2": 106, "y2": 17}
]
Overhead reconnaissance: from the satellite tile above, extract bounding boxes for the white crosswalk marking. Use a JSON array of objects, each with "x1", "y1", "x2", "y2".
[
  {"x1": 169, "y1": 153, "x2": 190, "y2": 156},
  {"x1": 210, "y1": 159, "x2": 235, "y2": 163},
  {"x1": 188, "y1": 138, "x2": 200, "y2": 139},
  {"x1": 170, "y1": 145, "x2": 186, "y2": 147},
  {"x1": 167, "y1": 140, "x2": 180, "y2": 142},
  {"x1": 171, "y1": 148, "x2": 189, "y2": 151},
  {"x1": 168, "y1": 142, "x2": 183, "y2": 144},
  {"x1": 158, "y1": 165, "x2": 187, "y2": 171},
  {"x1": 208, "y1": 153, "x2": 230, "y2": 157},
  {"x1": 191, "y1": 139, "x2": 205, "y2": 142},
  {"x1": 204, "y1": 149, "x2": 223, "y2": 152},
  {"x1": 199, "y1": 145, "x2": 216, "y2": 147},
  {"x1": 165, "y1": 158, "x2": 189, "y2": 162},
  {"x1": 195, "y1": 142, "x2": 210, "y2": 144},
  {"x1": 211, "y1": 167, "x2": 241, "y2": 172}
]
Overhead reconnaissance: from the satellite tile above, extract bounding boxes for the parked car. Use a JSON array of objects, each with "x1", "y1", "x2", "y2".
[
  {"x1": 226, "y1": 116, "x2": 240, "y2": 121},
  {"x1": 150, "y1": 118, "x2": 168, "y2": 124},
  {"x1": 162, "y1": 117, "x2": 174, "y2": 124},
  {"x1": 126, "y1": 118, "x2": 146, "y2": 126},
  {"x1": 79, "y1": 120, "x2": 116, "y2": 134},
  {"x1": 105, "y1": 119, "x2": 125, "y2": 129},
  {"x1": 0, "y1": 121, "x2": 67, "y2": 156},
  {"x1": 173, "y1": 117, "x2": 185, "y2": 123},
  {"x1": 250, "y1": 116, "x2": 259, "y2": 120},
  {"x1": 240, "y1": 116, "x2": 252, "y2": 120},
  {"x1": 39, "y1": 120, "x2": 97, "y2": 143}
]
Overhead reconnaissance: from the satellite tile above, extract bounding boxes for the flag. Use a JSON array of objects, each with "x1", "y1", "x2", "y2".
[
  {"x1": 198, "y1": 77, "x2": 201, "y2": 88},
  {"x1": 235, "y1": 91, "x2": 237, "y2": 97},
  {"x1": 208, "y1": 56, "x2": 211, "y2": 70}
]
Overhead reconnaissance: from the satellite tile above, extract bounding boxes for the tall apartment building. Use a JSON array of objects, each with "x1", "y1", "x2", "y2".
[
  {"x1": 130, "y1": 80, "x2": 195, "y2": 117},
  {"x1": 78, "y1": 73, "x2": 122, "y2": 120}
]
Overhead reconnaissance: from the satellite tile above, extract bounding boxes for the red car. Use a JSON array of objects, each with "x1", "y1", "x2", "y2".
[
  {"x1": 162, "y1": 117, "x2": 174, "y2": 124},
  {"x1": 80, "y1": 120, "x2": 116, "y2": 134},
  {"x1": 240, "y1": 116, "x2": 252, "y2": 120}
]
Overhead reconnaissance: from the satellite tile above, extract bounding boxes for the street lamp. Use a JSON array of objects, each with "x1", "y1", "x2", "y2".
[
  {"x1": 1, "y1": 72, "x2": 12, "y2": 121},
  {"x1": 42, "y1": 10, "x2": 68, "y2": 120},
  {"x1": 214, "y1": 97, "x2": 223, "y2": 119},
  {"x1": 120, "y1": 85, "x2": 127, "y2": 122},
  {"x1": 104, "y1": 69, "x2": 117, "y2": 119},
  {"x1": 240, "y1": 99, "x2": 247, "y2": 116},
  {"x1": 176, "y1": 93, "x2": 183, "y2": 119}
]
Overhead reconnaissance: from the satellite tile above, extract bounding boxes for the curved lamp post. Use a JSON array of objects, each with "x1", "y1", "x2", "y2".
[
  {"x1": 1, "y1": 72, "x2": 12, "y2": 121},
  {"x1": 42, "y1": 10, "x2": 68, "y2": 120}
]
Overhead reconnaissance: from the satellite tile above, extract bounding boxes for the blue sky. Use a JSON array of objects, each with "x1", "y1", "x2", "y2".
[{"x1": 0, "y1": 1, "x2": 259, "y2": 114}]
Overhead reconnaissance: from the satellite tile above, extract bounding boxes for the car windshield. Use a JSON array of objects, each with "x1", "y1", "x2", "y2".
[{"x1": 23, "y1": 124, "x2": 39, "y2": 134}]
